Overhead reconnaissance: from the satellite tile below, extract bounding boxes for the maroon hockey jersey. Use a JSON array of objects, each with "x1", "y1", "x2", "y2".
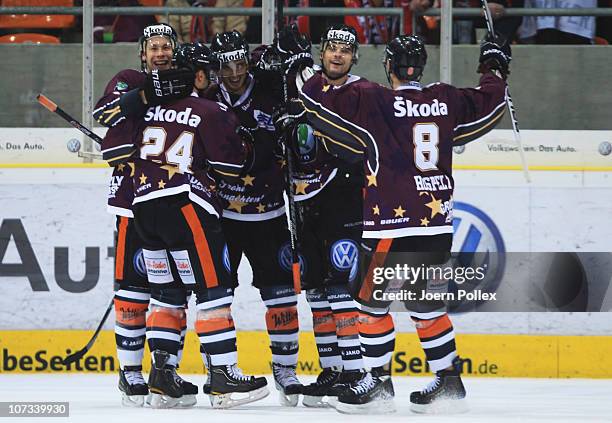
[
  {"x1": 300, "y1": 72, "x2": 506, "y2": 239},
  {"x1": 103, "y1": 93, "x2": 248, "y2": 218},
  {"x1": 202, "y1": 74, "x2": 286, "y2": 221},
  {"x1": 95, "y1": 69, "x2": 146, "y2": 217}
]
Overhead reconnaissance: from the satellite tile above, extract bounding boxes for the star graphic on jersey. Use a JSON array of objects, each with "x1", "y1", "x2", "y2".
[
  {"x1": 366, "y1": 173, "x2": 378, "y2": 187},
  {"x1": 277, "y1": 158, "x2": 287, "y2": 168},
  {"x1": 228, "y1": 200, "x2": 247, "y2": 213},
  {"x1": 127, "y1": 162, "x2": 135, "y2": 177},
  {"x1": 425, "y1": 193, "x2": 442, "y2": 218},
  {"x1": 161, "y1": 164, "x2": 180, "y2": 180},
  {"x1": 322, "y1": 85, "x2": 331, "y2": 93},
  {"x1": 420, "y1": 217, "x2": 430, "y2": 226},
  {"x1": 373, "y1": 205, "x2": 380, "y2": 215},
  {"x1": 116, "y1": 163, "x2": 125, "y2": 172},
  {"x1": 241, "y1": 174, "x2": 255, "y2": 186},
  {"x1": 158, "y1": 180, "x2": 166, "y2": 189},
  {"x1": 393, "y1": 205, "x2": 406, "y2": 218},
  {"x1": 294, "y1": 181, "x2": 309, "y2": 195},
  {"x1": 139, "y1": 173, "x2": 147, "y2": 185},
  {"x1": 256, "y1": 203, "x2": 266, "y2": 213},
  {"x1": 209, "y1": 184, "x2": 216, "y2": 191}
]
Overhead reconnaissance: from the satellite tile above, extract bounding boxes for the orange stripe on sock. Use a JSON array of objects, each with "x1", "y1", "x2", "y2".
[
  {"x1": 180, "y1": 204, "x2": 219, "y2": 288},
  {"x1": 358, "y1": 312, "x2": 394, "y2": 335},
  {"x1": 195, "y1": 316, "x2": 235, "y2": 334},
  {"x1": 414, "y1": 314, "x2": 453, "y2": 339},
  {"x1": 146, "y1": 310, "x2": 182, "y2": 331},
  {"x1": 265, "y1": 307, "x2": 299, "y2": 331},
  {"x1": 115, "y1": 216, "x2": 129, "y2": 281},
  {"x1": 313, "y1": 311, "x2": 336, "y2": 333},
  {"x1": 358, "y1": 238, "x2": 393, "y2": 302},
  {"x1": 114, "y1": 299, "x2": 147, "y2": 325},
  {"x1": 333, "y1": 311, "x2": 360, "y2": 337}
]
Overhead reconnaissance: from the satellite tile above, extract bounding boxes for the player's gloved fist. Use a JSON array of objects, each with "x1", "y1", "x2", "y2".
[
  {"x1": 274, "y1": 24, "x2": 314, "y2": 74},
  {"x1": 273, "y1": 99, "x2": 305, "y2": 133},
  {"x1": 478, "y1": 33, "x2": 511, "y2": 80},
  {"x1": 143, "y1": 68, "x2": 195, "y2": 106}
]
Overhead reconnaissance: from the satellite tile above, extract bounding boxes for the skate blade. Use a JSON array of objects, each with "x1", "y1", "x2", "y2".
[
  {"x1": 336, "y1": 399, "x2": 396, "y2": 415},
  {"x1": 148, "y1": 393, "x2": 192, "y2": 409},
  {"x1": 175, "y1": 394, "x2": 197, "y2": 408},
  {"x1": 278, "y1": 392, "x2": 299, "y2": 407},
  {"x1": 209, "y1": 386, "x2": 269, "y2": 409},
  {"x1": 410, "y1": 398, "x2": 469, "y2": 414},
  {"x1": 302, "y1": 395, "x2": 332, "y2": 408},
  {"x1": 327, "y1": 396, "x2": 339, "y2": 408},
  {"x1": 121, "y1": 393, "x2": 145, "y2": 407}
]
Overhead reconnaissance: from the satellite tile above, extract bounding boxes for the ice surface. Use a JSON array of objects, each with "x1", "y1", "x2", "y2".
[{"x1": 1, "y1": 374, "x2": 610, "y2": 423}]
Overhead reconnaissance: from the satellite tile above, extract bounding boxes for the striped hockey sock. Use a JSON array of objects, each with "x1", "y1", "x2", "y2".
[
  {"x1": 326, "y1": 284, "x2": 364, "y2": 371},
  {"x1": 261, "y1": 286, "x2": 299, "y2": 366},
  {"x1": 306, "y1": 288, "x2": 342, "y2": 368},
  {"x1": 114, "y1": 287, "x2": 149, "y2": 368},
  {"x1": 358, "y1": 306, "x2": 395, "y2": 369},
  {"x1": 412, "y1": 313, "x2": 457, "y2": 372},
  {"x1": 146, "y1": 305, "x2": 184, "y2": 367},
  {"x1": 195, "y1": 288, "x2": 237, "y2": 366}
]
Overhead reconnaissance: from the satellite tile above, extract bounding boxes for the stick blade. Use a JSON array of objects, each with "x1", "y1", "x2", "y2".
[{"x1": 37, "y1": 94, "x2": 57, "y2": 112}]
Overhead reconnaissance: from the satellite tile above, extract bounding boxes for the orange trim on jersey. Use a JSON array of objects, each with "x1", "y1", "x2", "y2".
[
  {"x1": 312, "y1": 311, "x2": 336, "y2": 333},
  {"x1": 195, "y1": 317, "x2": 234, "y2": 334},
  {"x1": 358, "y1": 312, "x2": 394, "y2": 335},
  {"x1": 265, "y1": 307, "x2": 299, "y2": 331},
  {"x1": 114, "y1": 299, "x2": 147, "y2": 325},
  {"x1": 358, "y1": 238, "x2": 393, "y2": 302},
  {"x1": 115, "y1": 216, "x2": 129, "y2": 281},
  {"x1": 333, "y1": 311, "x2": 360, "y2": 337},
  {"x1": 415, "y1": 314, "x2": 452, "y2": 339},
  {"x1": 180, "y1": 204, "x2": 219, "y2": 289}
]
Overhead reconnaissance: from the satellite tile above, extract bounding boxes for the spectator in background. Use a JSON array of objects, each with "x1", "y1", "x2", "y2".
[
  {"x1": 160, "y1": 0, "x2": 214, "y2": 42},
  {"x1": 93, "y1": 0, "x2": 158, "y2": 43},
  {"x1": 518, "y1": 0, "x2": 596, "y2": 44},
  {"x1": 211, "y1": 0, "x2": 248, "y2": 35}
]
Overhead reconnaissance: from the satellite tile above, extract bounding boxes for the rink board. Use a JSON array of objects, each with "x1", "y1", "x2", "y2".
[{"x1": 1, "y1": 330, "x2": 611, "y2": 378}]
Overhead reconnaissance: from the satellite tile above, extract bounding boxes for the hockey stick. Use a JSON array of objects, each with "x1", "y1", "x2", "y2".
[
  {"x1": 36, "y1": 94, "x2": 103, "y2": 160},
  {"x1": 63, "y1": 296, "x2": 114, "y2": 365},
  {"x1": 480, "y1": 0, "x2": 530, "y2": 183},
  {"x1": 277, "y1": 0, "x2": 302, "y2": 294}
]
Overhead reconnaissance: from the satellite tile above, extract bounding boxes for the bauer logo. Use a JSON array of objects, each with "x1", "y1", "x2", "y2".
[
  {"x1": 133, "y1": 249, "x2": 147, "y2": 278},
  {"x1": 279, "y1": 242, "x2": 306, "y2": 276},
  {"x1": 330, "y1": 240, "x2": 359, "y2": 278},
  {"x1": 450, "y1": 202, "x2": 505, "y2": 310}
]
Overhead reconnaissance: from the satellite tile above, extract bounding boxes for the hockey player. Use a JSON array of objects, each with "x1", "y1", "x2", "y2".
[
  {"x1": 274, "y1": 24, "x2": 371, "y2": 408},
  {"x1": 203, "y1": 30, "x2": 303, "y2": 407},
  {"x1": 103, "y1": 42, "x2": 270, "y2": 409},
  {"x1": 292, "y1": 34, "x2": 510, "y2": 413},
  {"x1": 94, "y1": 23, "x2": 197, "y2": 408}
]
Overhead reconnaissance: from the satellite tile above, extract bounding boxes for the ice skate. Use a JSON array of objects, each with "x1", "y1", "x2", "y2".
[
  {"x1": 272, "y1": 363, "x2": 303, "y2": 406},
  {"x1": 118, "y1": 366, "x2": 148, "y2": 407},
  {"x1": 147, "y1": 350, "x2": 198, "y2": 409},
  {"x1": 336, "y1": 371, "x2": 396, "y2": 414},
  {"x1": 208, "y1": 363, "x2": 269, "y2": 409},
  {"x1": 301, "y1": 366, "x2": 341, "y2": 408},
  {"x1": 410, "y1": 356, "x2": 468, "y2": 414},
  {"x1": 326, "y1": 370, "x2": 364, "y2": 408}
]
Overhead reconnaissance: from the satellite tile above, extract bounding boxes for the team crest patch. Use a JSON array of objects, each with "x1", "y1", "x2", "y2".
[{"x1": 115, "y1": 81, "x2": 128, "y2": 91}]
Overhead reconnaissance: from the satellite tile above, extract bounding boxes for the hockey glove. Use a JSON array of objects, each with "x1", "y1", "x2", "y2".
[
  {"x1": 143, "y1": 68, "x2": 195, "y2": 106},
  {"x1": 274, "y1": 24, "x2": 314, "y2": 74},
  {"x1": 478, "y1": 33, "x2": 511, "y2": 80},
  {"x1": 273, "y1": 99, "x2": 305, "y2": 133},
  {"x1": 255, "y1": 45, "x2": 283, "y2": 73}
]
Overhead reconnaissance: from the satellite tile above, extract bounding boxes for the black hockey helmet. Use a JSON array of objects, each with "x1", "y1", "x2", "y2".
[
  {"x1": 138, "y1": 23, "x2": 178, "y2": 71},
  {"x1": 320, "y1": 24, "x2": 359, "y2": 64},
  {"x1": 210, "y1": 30, "x2": 250, "y2": 65},
  {"x1": 174, "y1": 42, "x2": 220, "y2": 79},
  {"x1": 383, "y1": 35, "x2": 427, "y2": 84}
]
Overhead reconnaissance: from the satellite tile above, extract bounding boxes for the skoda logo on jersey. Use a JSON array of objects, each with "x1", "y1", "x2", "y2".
[
  {"x1": 222, "y1": 244, "x2": 231, "y2": 273},
  {"x1": 133, "y1": 249, "x2": 147, "y2": 278},
  {"x1": 330, "y1": 240, "x2": 359, "y2": 281},
  {"x1": 450, "y1": 202, "x2": 505, "y2": 311},
  {"x1": 278, "y1": 242, "x2": 306, "y2": 276}
]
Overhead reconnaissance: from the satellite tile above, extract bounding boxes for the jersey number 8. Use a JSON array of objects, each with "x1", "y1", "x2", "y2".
[{"x1": 413, "y1": 123, "x2": 439, "y2": 172}]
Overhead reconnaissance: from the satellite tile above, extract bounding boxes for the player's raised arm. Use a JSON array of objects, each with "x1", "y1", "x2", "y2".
[{"x1": 451, "y1": 35, "x2": 510, "y2": 146}]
